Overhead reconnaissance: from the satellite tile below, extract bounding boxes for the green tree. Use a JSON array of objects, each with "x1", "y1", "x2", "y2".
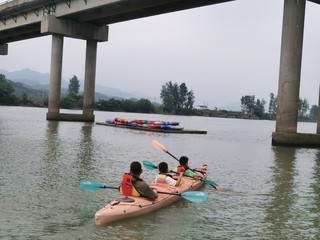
[
  {"x1": 68, "y1": 75, "x2": 80, "y2": 94},
  {"x1": 121, "y1": 99, "x2": 137, "y2": 112},
  {"x1": 241, "y1": 95, "x2": 266, "y2": 119},
  {"x1": 178, "y1": 83, "x2": 188, "y2": 110},
  {"x1": 0, "y1": 74, "x2": 18, "y2": 105},
  {"x1": 61, "y1": 92, "x2": 83, "y2": 109},
  {"x1": 160, "y1": 81, "x2": 175, "y2": 113},
  {"x1": 309, "y1": 105, "x2": 318, "y2": 121},
  {"x1": 61, "y1": 75, "x2": 83, "y2": 109},
  {"x1": 241, "y1": 95, "x2": 255, "y2": 115},
  {"x1": 160, "y1": 81, "x2": 195, "y2": 114},
  {"x1": 298, "y1": 98, "x2": 309, "y2": 118},
  {"x1": 137, "y1": 98, "x2": 154, "y2": 113},
  {"x1": 254, "y1": 98, "x2": 266, "y2": 119},
  {"x1": 185, "y1": 90, "x2": 195, "y2": 110},
  {"x1": 268, "y1": 92, "x2": 277, "y2": 118},
  {"x1": 96, "y1": 98, "x2": 122, "y2": 111},
  {"x1": 21, "y1": 92, "x2": 29, "y2": 105}
]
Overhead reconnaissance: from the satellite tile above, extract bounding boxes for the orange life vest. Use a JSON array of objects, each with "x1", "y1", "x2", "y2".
[
  {"x1": 120, "y1": 173, "x2": 141, "y2": 197},
  {"x1": 177, "y1": 166, "x2": 186, "y2": 173}
]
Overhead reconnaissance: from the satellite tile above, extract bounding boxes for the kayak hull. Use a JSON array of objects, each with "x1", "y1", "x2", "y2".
[{"x1": 95, "y1": 167, "x2": 207, "y2": 225}]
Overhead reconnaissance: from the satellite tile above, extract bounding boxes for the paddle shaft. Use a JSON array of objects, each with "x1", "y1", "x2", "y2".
[
  {"x1": 166, "y1": 151, "x2": 179, "y2": 161},
  {"x1": 160, "y1": 145, "x2": 205, "y2": 174},
  {"x1": 104, "y1": 186, "x2": 119, "y2": 190},
  {"x1": 157, "y1": 191, "x2": 180, "y2": 196}
]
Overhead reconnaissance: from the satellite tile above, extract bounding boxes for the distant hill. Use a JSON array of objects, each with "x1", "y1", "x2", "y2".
[
  {"x1": 0, "y1": 68, "x2": 59, "y2": 89},
  {"x1": 0, "y1": 68, "x2": 158, "y2": 101}
]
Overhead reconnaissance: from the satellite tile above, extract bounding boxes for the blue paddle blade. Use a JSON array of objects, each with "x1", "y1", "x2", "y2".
[
  {"x1": 142, "y1": 160, "x2": 158, "y2": 170},
  {"x1": 201, "y1": 178, "x2": 219, "y2": 187},
  {"x1": 180, "y1": 191, "x2": 208, "y2": 203},
  {"x1": 80, "y1": 180, "x2": 105, "y2": 191}
]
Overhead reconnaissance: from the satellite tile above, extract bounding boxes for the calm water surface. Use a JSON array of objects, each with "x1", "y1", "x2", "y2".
[{"x1": 1, "y1": 106, "x2": 320, "y2": 239}]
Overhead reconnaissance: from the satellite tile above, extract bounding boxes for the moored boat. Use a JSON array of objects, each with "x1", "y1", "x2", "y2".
[
  {"x1": 96, "y1": 118, "x2": 207, "y2": 134},
  {"x1": 110, "y1": 118, "x2": 182, "y2": 129},
  {"x1": 94, "y1": 166, "x2": 208, "y2": 226}
]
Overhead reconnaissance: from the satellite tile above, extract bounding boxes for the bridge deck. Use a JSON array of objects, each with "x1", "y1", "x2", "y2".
[{"x1": 0, "y1": 0, "x2": 234, "y2": 44}]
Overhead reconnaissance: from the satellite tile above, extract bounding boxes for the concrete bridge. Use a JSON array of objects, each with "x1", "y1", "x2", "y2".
[{"x1": 1, "y1": 0, "x2": 320, "y2": 147}]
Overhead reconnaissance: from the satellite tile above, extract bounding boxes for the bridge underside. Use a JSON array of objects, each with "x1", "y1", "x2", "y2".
[
  {"x1": 0, "y1": 0, "x2": 234, "y2": 44},
  {"x1": 309, "y1": 0, "x2": 320, "y2": 3}
]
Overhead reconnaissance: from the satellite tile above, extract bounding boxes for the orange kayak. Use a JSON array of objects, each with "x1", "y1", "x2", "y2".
[{"x1": 95, "y1": 166, "x2": 208, "y2": 225}]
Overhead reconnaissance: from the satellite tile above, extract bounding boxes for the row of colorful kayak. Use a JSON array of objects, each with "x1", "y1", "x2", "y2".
[{"x1": 105, "y1": 118, "x2": 184, "y2": 130}]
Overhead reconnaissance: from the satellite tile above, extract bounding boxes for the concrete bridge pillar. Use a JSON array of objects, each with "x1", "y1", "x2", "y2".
[
  {"x1": 47, "y1": 34, "x2": 63, "y2": 119},
  {"x1": 275, "y1": 0, "x2": 306, "y2": 133},
  {"x1": 83, "y1": 40, "x2": 97, "y2": 120},
  {"x1": 271, "y1": 0, "x2": 320, "y2": 147},
  {"x1": 43, "y1": 16, "x2": 108, "y2": 122}
]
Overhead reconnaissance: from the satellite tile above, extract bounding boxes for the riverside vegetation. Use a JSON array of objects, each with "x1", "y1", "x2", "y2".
[{"x1": 0, "y1": 74, "x2": 318, "y2": 122}]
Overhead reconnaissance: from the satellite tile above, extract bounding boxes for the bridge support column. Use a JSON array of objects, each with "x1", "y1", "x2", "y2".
[
  {"x1": 272, "y1": 0, "x2": 305, "y2": 146},
  {"x1": 43, "y1": 16, "x2": 108, "y2": 122},
  {"x1": 83, "y1": 40, "x2": 97, "y2": 121},
  {"x1": 272, "y1": 0, "x2": 320, "y2": 147},
  {"x1": 47, "y1": 34, "x2": 63, "y2": 120},
  {"x1": 275, "y1": 0, "x2": 305, "y2": 133}
]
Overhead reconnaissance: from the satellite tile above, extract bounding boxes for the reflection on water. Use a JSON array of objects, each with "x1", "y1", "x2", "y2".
[
  {"x1": 1, "y1": 107, "x2": 320, "y2": 239},
  {"x1": 265, "y1": 147, "x2": 297, "y2": 238},
  {"x1": 77, "y1": 123, "x2": 95, "y2": 179},
  {"x1": 264, "y1": 147, "x2": 320, "y2": 239},
  {"x1": 311, "y1": 152, "x2": 320, "y2": 239}
]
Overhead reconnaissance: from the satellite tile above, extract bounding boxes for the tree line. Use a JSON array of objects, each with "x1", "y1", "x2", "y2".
[
  {"x1": 56, "y1": 75, "x2": 157, "y2": 113},
  {"x1": 1, "y1": 73, "x2": 318, "y2": 121},
  {"x1": 240, "y1": 93, "x2": 318, "y2": 121},
  {"x1": 0, "y1": 74, "x2": 195, "y2": 115}
]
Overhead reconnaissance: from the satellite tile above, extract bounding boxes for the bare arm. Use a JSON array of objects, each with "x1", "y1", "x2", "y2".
[{"x1": 175, "y1": 172, "x2": 183, "y2": 186}]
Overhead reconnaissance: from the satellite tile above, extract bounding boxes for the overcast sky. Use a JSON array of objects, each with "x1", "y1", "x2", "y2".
[{"x1": 1, "y1": 0, "x2": 320, "y2": 109}]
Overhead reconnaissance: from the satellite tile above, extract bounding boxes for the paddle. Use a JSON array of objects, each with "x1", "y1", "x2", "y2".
[
  {"x1": 80, "y1": 180, "x2": 208, "y2": 203},
  {"x1": 152, "y1": 139, "x2": 179, "y2": 161},
  {"x1": 142, "y1": 160, "x2": 220, "y2": 189},
  {"x1": 158, "y1": 191, "x2": 208, "y2": 203},
  {"x1": 80, "y1": 180, "x2": 119, "y2": 191},
  {"x1": 151, "y1": 140, "x2": 206, "y2": 174}
]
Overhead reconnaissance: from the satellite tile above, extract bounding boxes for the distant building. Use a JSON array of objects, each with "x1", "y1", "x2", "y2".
[{"x1": 196, "y1": 105, "x2": 208, "y2": 110}]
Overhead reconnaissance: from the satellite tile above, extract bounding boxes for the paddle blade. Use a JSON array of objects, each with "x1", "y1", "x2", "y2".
[
  {"x1": 80, "y1": 180, "x2": 105, "y2": 191},
  {"x1": 201, "y1": 178, "x2": 219, "y2": 187},
  {"x1": 143, "y1": 160, "x2": 158, "y2": 170},
  {"x1": 152, "y1": 140, "x2": 168, "y2": 153},
  {"x1": 181, "y1": 191, "x2": 208, "y2": 203}
]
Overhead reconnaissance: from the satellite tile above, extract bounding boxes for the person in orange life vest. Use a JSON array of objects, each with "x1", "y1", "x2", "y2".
[
  {"x1": 155, "y1": 162, "x2": 183, "y2": 186},
  {"x1": 120, "y1": 161, "x2": 158, "y2": 200},
  {"x1": 174, "y1": 156, "x2": 206, "y2": 178}
]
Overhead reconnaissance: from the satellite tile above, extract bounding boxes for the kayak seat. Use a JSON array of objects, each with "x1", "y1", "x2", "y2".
[{"x1": 115, "y1": 197, "x2": 135, "y2": 202}]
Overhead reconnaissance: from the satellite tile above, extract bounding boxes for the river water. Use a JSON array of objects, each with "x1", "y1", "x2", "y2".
[{"x1": 1, "y1": 106, "x2": 320, "y2": 239}]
